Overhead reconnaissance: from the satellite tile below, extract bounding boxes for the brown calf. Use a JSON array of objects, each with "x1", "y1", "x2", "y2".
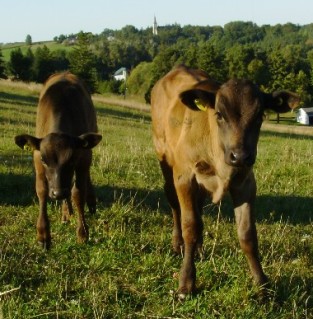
[
  {"x1": 151, "y1": 65, "x2": 300, "y2": 297},
  {"x1": 15, "y1": 72, "x2": 102, "y2": 249}
]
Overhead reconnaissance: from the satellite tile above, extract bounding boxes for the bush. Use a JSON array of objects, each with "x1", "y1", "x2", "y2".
[
  {"x1": 127, "y1": 62, "x2": 154, "y2": 100},
  {"x1": 98, "y1": 79, "x2": 124, "y2": 94}
]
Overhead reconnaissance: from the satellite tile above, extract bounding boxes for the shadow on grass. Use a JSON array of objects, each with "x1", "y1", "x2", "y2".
[
  {"x1": 217, "y1": 194, "x2": 313, "y2": 224},
  {"x1": 274, "y1": 275, "x2": 313, "y2": 309},
  {"x1": 0, "y1": 91, "x2": 38, "y2": 107},
  {"x1": 96, "y1": 184, "x2": 167, "y2": 212},
  {"x1": 96, "y1": 104, "x2": 151, "y2": 124},
  {"x1": 95, "y1": 184, "x2": 313, "y2": 225},
  {"x1": 1, "y1": 172, "x2": 311, "y2": 225},
  {"x1": 0, "y1": 173, "x2": 35, "y2": 206}
]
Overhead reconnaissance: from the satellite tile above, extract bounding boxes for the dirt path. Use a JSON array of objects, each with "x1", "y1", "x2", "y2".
[{"x1": 262, "y1": 122, "x2": 313, "y2": 136}]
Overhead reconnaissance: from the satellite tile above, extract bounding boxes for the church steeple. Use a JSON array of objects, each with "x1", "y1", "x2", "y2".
[{"x1": 153, "y1": 15, "x2": 158, "y2": 35}]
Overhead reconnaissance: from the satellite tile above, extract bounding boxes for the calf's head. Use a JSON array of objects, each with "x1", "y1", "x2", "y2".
[
  {"x1": 15, "y1": 132, "x2": 102, "y2": 199},
  {"x1": 180, "y1": 79, "x2": 300, "y2": 167}
]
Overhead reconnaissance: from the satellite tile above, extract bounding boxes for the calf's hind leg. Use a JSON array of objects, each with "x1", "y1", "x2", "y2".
[
  {"x1": 86, "y1": 173, "x2": 97, "y2": 215},
  {"x1": 160, "y1": 160, "x2": 183, "y2": 253},
  {"x1": 61, "y1": 198, "x2": 74, "y2": 223},
  {"x1": 72, "y1": 169, "x2": 89, "y2": 243}
]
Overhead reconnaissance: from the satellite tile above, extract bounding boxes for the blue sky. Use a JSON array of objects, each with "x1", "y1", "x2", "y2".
[{"x1": 1, "y1": 0, "x2": 313, "y2": 43}]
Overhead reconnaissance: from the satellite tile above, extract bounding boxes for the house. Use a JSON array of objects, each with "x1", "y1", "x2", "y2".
[
  {"x1": 113, "y1": 67, "x2": 127, "y2": 81},
  {"x1": 296, "y1": 107, "x2": 313, "y2": 125}
]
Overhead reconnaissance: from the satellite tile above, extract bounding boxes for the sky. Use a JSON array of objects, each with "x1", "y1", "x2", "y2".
[{"x1": 1, "y1": 0, "x2": 313, "y2": 44}]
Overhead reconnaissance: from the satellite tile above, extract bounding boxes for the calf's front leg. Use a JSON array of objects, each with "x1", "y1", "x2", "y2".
[
  {"x1": 230, "y1": 175, "x2": 268, "y2": 288},
  {"x1": 34, "y1": 153, "x2": 51, "y2": 249}
]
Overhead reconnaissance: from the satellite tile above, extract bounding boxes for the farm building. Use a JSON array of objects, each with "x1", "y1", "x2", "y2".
[
  {"x1": 296, "y1": 107, "x2": 313, "y2": 125},
  {"x1": 113, "y1": 67, "x2": 127, "y2": 81}
]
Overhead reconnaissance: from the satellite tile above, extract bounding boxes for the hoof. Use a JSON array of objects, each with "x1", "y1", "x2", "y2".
[
  {"x1": 77, "y1": 236, "x2": 88, "y2": 244},
  {"x1": 258, "y1": 281, "x2": 272, "y2": 302},
  {"x1": 77, "y1": 231, "x2": 89, "y2": 244},
  {"x1": 61, "y1": 215, "x2": 70, "y2": 223},
  {"x1": 77, "y1": 224, "x2": 89, "y2": 244},
  {"x1": 38, "y1": 239, "x2": 51, "y2": 250},
  {"x1": 178, "y1": 293, "x2": 186, "y2": 301},
  {"x1": 172, "y1": 242, "x2": 184, "y2": 255}
]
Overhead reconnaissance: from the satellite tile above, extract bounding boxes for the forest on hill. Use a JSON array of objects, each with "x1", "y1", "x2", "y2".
[{"x1": 1, "y1": 21, "x2": 313, "y2": 104}]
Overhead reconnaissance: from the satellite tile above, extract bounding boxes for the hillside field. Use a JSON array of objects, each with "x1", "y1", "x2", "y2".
[
  {"x1": 0, "y1": 41, "x2": 72, "y2": 62},
  {"x1": 0, "y1": 81, "x2": 312, "y2": 318}
]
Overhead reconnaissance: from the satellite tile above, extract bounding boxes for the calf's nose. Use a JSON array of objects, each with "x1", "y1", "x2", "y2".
[
  {"x1": 50, "y1": 188, "x2": 70, "y2": 200},
  {"x1": 227, "y1": 149, "x2": 254, "y2": 167}
]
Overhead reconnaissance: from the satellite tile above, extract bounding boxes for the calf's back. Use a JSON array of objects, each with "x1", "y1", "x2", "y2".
[{"x1": 36, "y1": 72, "x2": 97, "y2": 137}]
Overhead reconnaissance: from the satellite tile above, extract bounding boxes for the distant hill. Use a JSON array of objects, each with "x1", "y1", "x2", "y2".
[{"x1": 0, "y1": 41, "x2": 73, "y2": 62}]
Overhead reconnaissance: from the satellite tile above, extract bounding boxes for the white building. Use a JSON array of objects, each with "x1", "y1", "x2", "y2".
[
  {"x1": 296, "y1": 107, "x2": 313, "y2": 125},
  {"x1": 113, "y1": 67, "x2": 127, "y2": 81}
]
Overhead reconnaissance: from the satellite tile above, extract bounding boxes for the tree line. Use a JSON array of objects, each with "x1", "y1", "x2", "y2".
[{"x1": 1, "y1": 21, "x2": 313, "y2": 104}]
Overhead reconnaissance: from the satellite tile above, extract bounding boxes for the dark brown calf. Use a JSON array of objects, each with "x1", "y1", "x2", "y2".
[
  {"x1": 151, "y1": 65, "x2": 300, "y2": 298},
  {"x1": 15, "y1": 72, "x2": 102, "y2": 249}
]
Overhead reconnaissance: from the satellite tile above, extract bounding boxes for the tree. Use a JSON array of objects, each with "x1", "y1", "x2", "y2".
[
  {"x1": 9, "y1": 48, "x2": 32, "y2": 81},
  {"x1": 0, "y1": 49, "x2": 6, "y2": 78},
  {"x1": 247, "y1": 58, "x2": 270, "y2": 86},
  {"x1": 24, "y1": 48, "x2": 34, "y2": 80},
  {"x1": 68, "y1": 32, "x2": 97, "y2": 93},
  {"x1": 223, "y1": 21, "x2": 265, "y2": 46},
  {"x1": 127, "y1": 61, "x2": 154, "y2": 97},
  {"x1": 225, "y1": 44, "x2": 254, "y2": 79},
  {"x1": 51, "y1": 49, "x2": 69, "y2": 72},
  {"x1": 306, "y1": 49, "x2": 313, "y2": 87},
  {"x1": 196, "y1": 42, "x2": 226, "y2": 82},
  {"x1": 32, "y1": 45, "x2": 54, "y2": 83},
  {"x1": 267, "y1": 45, "x2": 310, "y2": 95},
  {"x1": 150, "y1": 46, "x2": 182, "y2": 85},
  {"x1": 25, "y1": 34, "x2": 32, "y2": 46}
]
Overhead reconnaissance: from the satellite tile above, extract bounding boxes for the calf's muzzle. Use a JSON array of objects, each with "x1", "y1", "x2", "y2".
[
  {"x1": 226, "y1": 148, "x2": 255, "y2": 167},
  {"x1": 49, "y1": 187, "x2": 71, "y2": 200}
]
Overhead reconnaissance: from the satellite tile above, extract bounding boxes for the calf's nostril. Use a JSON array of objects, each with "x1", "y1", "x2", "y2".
[
  {"x1": 52, "y1": 190, "x2": 58, "y2": 198},
  {"x1": 230, "y1": 152, "x2": 238, "y2": 163}
]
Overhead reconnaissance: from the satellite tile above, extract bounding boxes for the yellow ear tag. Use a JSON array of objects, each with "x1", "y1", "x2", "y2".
[
  {"x1": 23, "y1": 145, "x2": 32, "y2": 151},
  {"x1": 194, "y1": 99, "x2": 208, "y2": 111}
]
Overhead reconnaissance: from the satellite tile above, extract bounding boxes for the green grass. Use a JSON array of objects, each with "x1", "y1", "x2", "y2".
[
  {"x1": 1, "y1": 41, "x2": 73, "y2": 62},
  {"x1": 0, "y1": 82, "x2": 312, "y2": 318}
]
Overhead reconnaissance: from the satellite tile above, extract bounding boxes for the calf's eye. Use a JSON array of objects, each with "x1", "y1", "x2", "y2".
[{"x1": 215, "y1": 111, "x2": 223, "y2": 121}]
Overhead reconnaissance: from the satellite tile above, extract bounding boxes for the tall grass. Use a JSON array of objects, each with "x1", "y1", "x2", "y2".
[{"x1": 0, "y1": 82, "x2": 312, "y2": 318}]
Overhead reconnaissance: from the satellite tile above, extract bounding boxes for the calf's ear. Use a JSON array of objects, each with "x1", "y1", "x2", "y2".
[
  {"x1": 14, "y1": 134, "x2": 41, "y2": 151},
  {"x1": 264, "y1": 91, "x2": 300, "y2": 113},
  {"x1": 180, "y1": 89, "x2": 216, "y2": 111},
  {"x1": 77, "y1": 133, "x2": 102, "y2": 149}
]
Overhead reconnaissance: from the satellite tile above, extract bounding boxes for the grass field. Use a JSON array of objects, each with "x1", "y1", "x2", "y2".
[
  {"x1": 0, "y1": 41, "x2": 73, "y2": 62},
  {"x1": 0, "y1": 81, "x2": 312, "y2": 318}
]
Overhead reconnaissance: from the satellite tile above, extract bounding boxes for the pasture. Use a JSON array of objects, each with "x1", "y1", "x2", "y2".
[
  {"x1": 0, "y1": 80, "x2": 312, "y2": 318},
  {"x1": 0, "y1": 41, "x2": 72, "y2": 62}
]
